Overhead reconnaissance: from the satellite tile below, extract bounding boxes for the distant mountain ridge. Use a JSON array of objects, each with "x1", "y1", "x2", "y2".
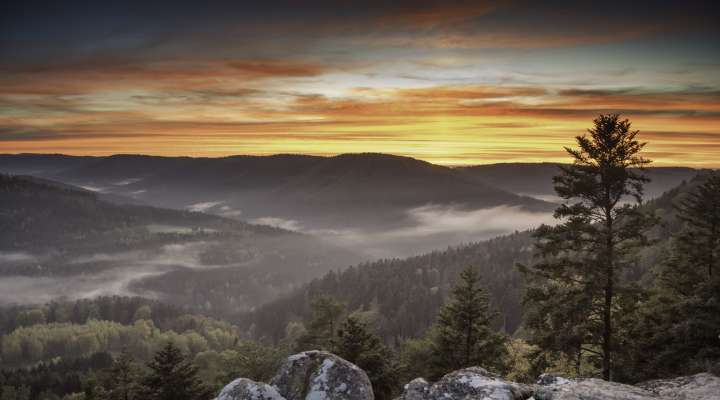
[
  {"x1": 0, "y1": 153, "x2": 553, "y2": 229},
  {"x1": 1, "y1": 153, "x2": 700, "y2": 257},
  {"x1": 458, "y1": 162, "x2": 701, "y2": 200}
]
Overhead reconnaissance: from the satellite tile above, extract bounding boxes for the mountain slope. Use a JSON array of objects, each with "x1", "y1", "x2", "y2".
[
  {"x1": 1, "y1": 153, "x2": 552, "y2": 221},
  {"x1": 0, "y1": 174, "x2": 361, "y2": 315},
  {"x1": 242, "y1": 172, "x2": 709, "y2": 343},
  {"x1": 1, "y1": 153, "x2": 559, "y2": 257}
]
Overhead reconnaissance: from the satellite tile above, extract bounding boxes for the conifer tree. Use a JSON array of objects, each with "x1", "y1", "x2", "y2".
[
  {"x1": 661, "y1": 172, "x2": 720, "y2": 294},
  {"x1": 521, "y1": 114, "x2": 654, "y2": 380},
  {"x1": 625, "y1": 173, "x2": 720, "y2": 381},
  {"x1": 138, "y1": 342, "x2": 212, "y2": 400},
  {"x1": 430, "y1": 265, "x2": 508, "y2": 379},
  {"x1": 333, "y1": 316, "x2": 400, "y2": 400},
  {"x1": 296, "y1": 295, "x2": 344, "y2": 351},
  {"x1": 106, "y1": 349, "x2": 138, "y2": 400}
]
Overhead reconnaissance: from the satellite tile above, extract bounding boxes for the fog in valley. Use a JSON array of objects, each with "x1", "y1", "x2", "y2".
[{"x1": 0, "y1": 154, "x2": 699, "y2": 312}]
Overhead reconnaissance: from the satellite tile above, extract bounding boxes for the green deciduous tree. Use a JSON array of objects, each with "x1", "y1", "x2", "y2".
[
  {"x1": 521, "y1": 114, "x2": 654, "y2": 381},
  {"x1": 429, "y1": 265, "x2": 508, "y2": 379},
  {"x1": 137, "y1": 342, "x2": 212, "y2": 400}
]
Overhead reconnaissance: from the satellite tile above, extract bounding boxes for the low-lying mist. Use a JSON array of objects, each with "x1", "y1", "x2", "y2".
[
  {"x1": 0, "y1": 241, "x2": 253, "y2": 305},
  {"x1": 255, "y1": 204, "x2": 555, "y2": 259}
]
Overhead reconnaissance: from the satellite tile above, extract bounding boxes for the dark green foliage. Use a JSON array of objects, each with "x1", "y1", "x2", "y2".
[
  {"x1": 137, "y1": 342, "x2": 212, "y2": 400},
  {"x1": 105, "y1": 349, "x2": 139, "y2": 400},
  {"x1": 622, "y1": 173, "x2": 720, "y2": 382},
  {"x1": 295, "y1": 295, "x2": 345, "y2": 351},
  {"x1": 429, "y1": 266, "x2": 508, "y2": 380},
  {"x1": 0, "y1": 385, "x2": 30, "y2": 400},
  {"x1": 220, "y1": 341, "x2": 285, "y2": 383},
  {"x1": 660, "y1": 172, "x2": 720, "y2": 291},
  {"x1": 0, "y1": 353, "x2": 112, "y2": 400},
  {"x1": 521, "y1": 114, "x2": 654, "y2": 380},
  {"x1": 245, "y1": 232, "x2": 535, "y2": 343},
  {"x1": 333, "y1": 317, "x2": 400, "y2": 400},
  {"x1": 0, "y1": 174, "x2": 250, "y2": 252}
]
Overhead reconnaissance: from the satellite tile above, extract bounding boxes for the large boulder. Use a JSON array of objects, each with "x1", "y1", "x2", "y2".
[
  {"x1": 638, "y1": 373, "x2": 720, "y2": 400},
  {"x1": 270, "y1": 350, "x2": 374, "y2": 400},
  {"x1": 430, "y1": 367, "x2": 533, "y2": 400},
  {"x1": 395, "y1": 367, "x2": 532, "y2": 400},
  {"x1": 216, "y1": 378, "x2": 286, "y2": 400},
  {"x1": 533, "y1": 376, "x2": 658, "y2": 400}
]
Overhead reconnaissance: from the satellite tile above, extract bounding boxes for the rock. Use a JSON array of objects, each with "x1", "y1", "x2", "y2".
[
  {"x1": 216, "y1": 378, "x2": 286, "y2": 400},
  {"x1": 420, "y1": 367, "x2": 533, "y2": 400},
  {"x1": 638, "y1": 372, "x2": 720, "y2": 400},
  {"x1": 533, "y1": 377, "x2": 659, "y2": 400},
  {"x1": 536, "y1": 374, "x2": 573, "y2": 386},
  {"x1": 270, "y1": 350, "x2": 374, "y2": 400},
  {"x1": 396, "y1": 378, "x2": 430, "y2": 400}
]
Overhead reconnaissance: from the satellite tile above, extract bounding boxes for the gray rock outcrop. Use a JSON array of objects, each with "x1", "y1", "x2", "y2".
[
  {"x1": 638, "y1": 372, "x2": 720, "y2": 400},
  {"x1": 214, "y1": 351, "x2": 720, "y2": 400},
  {"x1": 533, "y1": 376, "x2": 658, "y2": 400},
  {"x1": 395, "y1": 367, "x2": 532, "y2": 400},
  {"x1": 215, "y1": 378, "x2": 286, "y2": 400},
  {"x1": 270, "y1": 350, "x2": 374, "y2": 400}
]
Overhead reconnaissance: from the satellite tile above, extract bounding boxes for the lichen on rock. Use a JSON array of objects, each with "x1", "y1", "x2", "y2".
[
  {"x1": 638, "y1": 372, "x2": 720, "y2": 400},
  {"x1": 270, "y1": 350, "x2": 374, "y2": 400},
  {"x1": 215, "y1": 378, "x2": 286, "y2": 400}
]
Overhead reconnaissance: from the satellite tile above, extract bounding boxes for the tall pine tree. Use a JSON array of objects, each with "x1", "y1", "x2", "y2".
[
  {"x1": 295, "y1": 295, "x2": 345, "y2": 351},
  {"x1": 429, "y1": 265, "x2": 508, "y2": 379},
  {"x1": 106, "y1": 349, "x2": 139, "y2": 400},
  {"x1": 333, "y1": 317, "x2": 400, "y2": 400},
  {"x1": 138, "y1": 342, "x2": 212, "y2": 400},
  {"x1": 521, "y1": 114, "x2": 654, "y2": 380}
]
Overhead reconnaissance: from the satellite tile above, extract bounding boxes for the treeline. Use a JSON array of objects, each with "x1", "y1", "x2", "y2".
[
  {"x1": 241, "y1": 232, "x2": 537, "y2": 343},
  {"x1": 0, "y1": 297, "x2": 281, "y2": 399},
  {"x1": 0, "y1": 297, "x2": 182, "y2": 335},
  {"x1": 1, "y1": 342, "x2": 217, "y2": 400},
  {"x1": 0, "y1": 174, "x2": 260, "y2": 252}
]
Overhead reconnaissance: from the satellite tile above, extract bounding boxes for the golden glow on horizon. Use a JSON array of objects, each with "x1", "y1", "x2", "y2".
[
  {"x1": 3, "y1": 1, "x2": 719, "y2": 167},
  {"x1": 2, "y1": 50, "x2": 719, "y2": 168}
]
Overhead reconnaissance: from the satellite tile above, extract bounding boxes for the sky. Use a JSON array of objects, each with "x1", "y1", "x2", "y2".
[{"x1": 1, "y1": 0, "x2": 719, "y2": 166}]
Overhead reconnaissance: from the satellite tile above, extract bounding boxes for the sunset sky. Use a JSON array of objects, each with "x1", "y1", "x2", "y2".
[{"x1": 1, "y1": 0, "x2": 719, "y2": 166}]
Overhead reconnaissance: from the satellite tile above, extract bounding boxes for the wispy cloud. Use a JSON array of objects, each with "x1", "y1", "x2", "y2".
[{"x1": 1, "y1": 1, "x2": 719, "y2": 166}]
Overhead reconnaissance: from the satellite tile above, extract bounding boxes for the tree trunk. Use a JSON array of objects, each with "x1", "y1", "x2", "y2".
[
  {"x1": 602, "y1": 214, "x2": 614, "y2": 381},
  {"x1": 709, "y1": 222, "x2": 716, "y2": 277}
]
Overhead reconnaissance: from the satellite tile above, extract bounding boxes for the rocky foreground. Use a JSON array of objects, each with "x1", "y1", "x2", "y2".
[{"x1": 215, "y1": 350, "x2": 720, "y2": 400}]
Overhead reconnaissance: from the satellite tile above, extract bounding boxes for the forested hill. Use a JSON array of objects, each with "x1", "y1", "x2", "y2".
[
  {"x1": 0, "y1": 153, "x2": 553, "y2": 230},
  {"x1": 0, "y1": 174, "x2": 268, "y2": 250},
  {"x1": 242, "y1": 172, "x2": 712, "y2": 344},
  {"x1": 242, "y1": 232, "x2": 536, "y2": 343},
  {"x1": 0, "y1": 174, "x2": 362, "y2": 316}
]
